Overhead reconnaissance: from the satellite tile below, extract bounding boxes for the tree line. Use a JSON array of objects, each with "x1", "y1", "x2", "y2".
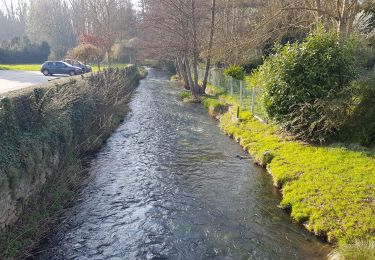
[
  {"x1": 139, "y1": 0, "x2": 375, "y2": 98},
  {"x1": 1, "y1": 0, "x2": 137, "y2": 62}
]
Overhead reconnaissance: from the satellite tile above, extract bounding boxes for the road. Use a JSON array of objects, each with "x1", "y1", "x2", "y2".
[{"x1": 0, "y1": 70, "x2": 64, "y2": 94}]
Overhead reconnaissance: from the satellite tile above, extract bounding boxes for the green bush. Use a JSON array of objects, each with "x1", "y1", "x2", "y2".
[
  {"x1": 251, "y1": 28, "x2": 359, "y2": 143},
  {"x1": 224, "y1": 65, "x2": 245, "y2": 80},
  {"x1": 342, "y1": 76, "x2": 375, "y2": 147}
]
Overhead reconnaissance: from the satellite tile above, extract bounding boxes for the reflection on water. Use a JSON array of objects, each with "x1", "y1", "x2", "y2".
[{"x1": 35, "y1": 69, "x2": 330, "y2": 259}]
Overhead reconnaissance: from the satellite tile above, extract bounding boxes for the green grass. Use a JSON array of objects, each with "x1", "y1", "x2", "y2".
[
  {"x1": 220, "y1": 110, "x2": 375, "y2": 243},
  {"x1": 328, "y1": 240, "x2": 375, "y2": 260},
  {"x1": 0, "y1": 64, "x2": 41, "y2": 71},
  {"x1": 201, "y1": 84, "x2": 375, "y2": 244},
  {"x1": 179, "y1": 91, "x2": 193, "y2": 101}
]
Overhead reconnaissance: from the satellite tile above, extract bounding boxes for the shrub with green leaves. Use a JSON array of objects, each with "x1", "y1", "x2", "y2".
[
  {"x1": 251, "y1": 28, "x2": 359, "y2": 143},
  {"x1": 342, "y1": 76, "x2": 375, "y2": 147},
  {"x1": 224, "y1": 65, "x2": 245, "y2": 80}
]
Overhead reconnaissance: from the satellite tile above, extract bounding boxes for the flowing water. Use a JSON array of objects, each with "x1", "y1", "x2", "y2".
[{"x1": 34, "y1": 69, "x2": 330, "y2": 259}]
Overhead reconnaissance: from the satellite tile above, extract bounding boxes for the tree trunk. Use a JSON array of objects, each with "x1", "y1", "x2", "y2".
[
  {"x1": 185, "y1": 57, "x2": 194, "y2": 93},
  {"x1": 314, "y1": 0, "x2": 322, "y2": 22},
  {"x1": 201, "y1": 0, "x2": 217, "y2": 94},
  {"x1": 337, "y1": 0, "x2": 359, "y2": 39},
  {"x1": 107, "y1": 49, "x2": 112, "y2": 67},
  {"x1": 178, "y1": 56, "x2": 190, "y2": 90},
  {"x1": 175, "y1": 58, "x2": 181, "y2": 77},
  {"x1": 191, "y1": 0, "x2": 200, "y2": 98}
]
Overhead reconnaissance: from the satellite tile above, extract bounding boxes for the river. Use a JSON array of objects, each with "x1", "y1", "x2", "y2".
[{"x1": 34, "y1": 68, "x2": 330, "y2": 259}]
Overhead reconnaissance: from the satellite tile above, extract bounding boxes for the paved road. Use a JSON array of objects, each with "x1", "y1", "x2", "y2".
[{"x1": 0, "y1": 70, "x2": 65, "y2": 94}]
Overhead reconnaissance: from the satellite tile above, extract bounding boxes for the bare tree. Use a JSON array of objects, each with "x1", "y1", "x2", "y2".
[
  {"x1": 0, "y1": 0, "x2": 26, "y2": 41},
  {"x1": 139, "y1": 0, "x2": 216, "y2": 98},
  {"x1": 201, "y1": 0, "x2": 216, "y2": 93},
  {"x1": 26, "y1": 0, "x2": 76, "y2": 59}
]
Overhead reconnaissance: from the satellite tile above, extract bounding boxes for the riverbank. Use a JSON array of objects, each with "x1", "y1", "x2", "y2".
[
  {"x1": 180, "y1": 85, "x2": 375, "y2": 245},
  {"x1": 0, "y1": 67, "x2": 146, "y2": 258}
]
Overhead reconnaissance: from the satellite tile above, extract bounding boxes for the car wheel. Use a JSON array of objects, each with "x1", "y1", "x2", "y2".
[
  {"x1": 43, "y1": 69, "x2": 50, "y2": 76},
  {"x1": 69, "y1": 71, "x2": 76, "y2": 76}
]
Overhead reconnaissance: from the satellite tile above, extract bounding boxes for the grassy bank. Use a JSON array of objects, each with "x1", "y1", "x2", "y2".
[
  {"x1": 0, "y1": 67, "x2": 144, "y2": 259},
  {"x1": 219, "y1": 109, "x2": 374, "y2": 242},
  {"x1": 180, "y1": 84, "x2": 375, "y2": 247}
]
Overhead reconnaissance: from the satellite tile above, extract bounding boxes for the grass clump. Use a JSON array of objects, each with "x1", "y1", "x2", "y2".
[
  {"x1": 328, "y1": 241, "x2": 375, "y2": 260},
  {"x1": 179, "y1": 91, "x2": 193, "y2": 101},
  {"x1": 171, "y1": 74, "x2": 180, "y2": 81},
  {"x1": 202, "y1": 97, "x2": 228, "y2": 118}
]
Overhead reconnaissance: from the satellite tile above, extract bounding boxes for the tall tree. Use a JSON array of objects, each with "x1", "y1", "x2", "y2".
[
  {"x1": 140, "y1": 0, "x2": 216, "y2": 98},
  {"x1": 26, "y1": 0, "x2": 76, "y2": 59},
  {"x1": 0, "y1": 0, "x2": 26, "y2": 41},
  {"x1": 201, "y1": 0, "x2": 216, "y2": 93}
]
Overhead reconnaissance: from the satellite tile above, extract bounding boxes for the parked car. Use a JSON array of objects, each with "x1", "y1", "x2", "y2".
[
  {"x1": 63, "y1": 59, "x2": 92, "y2": 73},
  {"x1": 41, "y1": 61, "x2": 83, "y2": 76}
]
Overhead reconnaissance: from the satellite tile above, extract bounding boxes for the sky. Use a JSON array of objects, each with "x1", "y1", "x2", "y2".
[{"x1": 131, "y1": 0, "x2": 142, "y2": 11}]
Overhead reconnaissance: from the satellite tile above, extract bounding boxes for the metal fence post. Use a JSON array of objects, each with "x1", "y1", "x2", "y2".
[
  {"x1": 240, "y1": 81, "x2": 243, "y2": 106},
  {"x1": 251, "y1": 86, "x2": 256, "y2": 114},
  {"x1": 230, "y1": 77, "x2": 233, "y2": 96}
]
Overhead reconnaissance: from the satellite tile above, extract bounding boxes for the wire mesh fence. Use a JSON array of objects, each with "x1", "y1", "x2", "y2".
[{"x1": 198, "y1": 68, "x2": 267, "y2": 122}]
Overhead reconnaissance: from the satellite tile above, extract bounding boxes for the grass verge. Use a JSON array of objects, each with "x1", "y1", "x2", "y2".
[{"x1": 0, "y1": 64, "x2": 41, "y2": 71}]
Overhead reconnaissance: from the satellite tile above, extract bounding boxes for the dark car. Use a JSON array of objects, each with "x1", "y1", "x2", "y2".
[
  {"x1": 41, "y1": 61, "x2": 83, "y2": 76},
  {"x1": 63, "y1": 59, "x2": 92, "y2": 73}
]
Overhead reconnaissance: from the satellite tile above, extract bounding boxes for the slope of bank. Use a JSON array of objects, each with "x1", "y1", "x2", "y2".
[
  {"x1": 180, "y1": 85, "x2": 375, "y2": 245},
  {"x1": 0, "y1": 66, "x2": 146, "y2": 258}
]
